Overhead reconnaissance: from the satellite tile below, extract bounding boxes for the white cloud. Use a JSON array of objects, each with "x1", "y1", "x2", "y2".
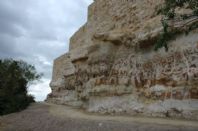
[
  {"x1": 0, "y1": 0, "x2": 93, "y2": 101},
  {"x1": 85, "y1": 0, "x2": 94, "y2": 5},
  {"x1": 28, "y1": 79, "x2": 51, "y2": 101}
]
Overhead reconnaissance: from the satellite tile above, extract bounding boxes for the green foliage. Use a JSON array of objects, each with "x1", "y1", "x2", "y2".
[
  {"x1": 158, "y1": 0, "x2": 198, "y2": 19},
  {"x1": 154, "y1": 20, "x2": 169, "y2": 51},
  {"x1": 154, "y1": 28, "x2": 183, "y2": 51},
  {"x1": 187, "y1": 20, "x2": 198, "y2": 32},
  {"x1": 155, "y1": 0, "x2": 198, "y2": 51},
  {"x1": 0, "y1": 59, "x2": 42, "y2": 115}
]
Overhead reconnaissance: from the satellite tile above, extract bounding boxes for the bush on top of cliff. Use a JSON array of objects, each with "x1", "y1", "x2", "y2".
[
  {"x1": 155, "y1": 0, "x2": 198, "y2": 51},
  {"x1": 158, "y1": 0, "x2": 198, "y2": 18},
  {"x1": 0, "y1": 59, "x2": 42, "y2": 115}
]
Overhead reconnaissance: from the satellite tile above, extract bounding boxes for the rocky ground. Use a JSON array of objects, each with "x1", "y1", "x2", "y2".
[{"x1": 0, "y1": 103, "x2": 198, "y2": 131}]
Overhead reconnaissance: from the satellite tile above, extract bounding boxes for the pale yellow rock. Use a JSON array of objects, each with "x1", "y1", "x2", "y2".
[{"x1": 47, "y1": 0, "x2": 198, "y2": 120}]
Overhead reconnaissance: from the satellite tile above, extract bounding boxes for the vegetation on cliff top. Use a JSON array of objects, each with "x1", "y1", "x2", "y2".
[
  {"x1": 0, "y1": 59, "x2": 42, "y2": 115},
  {"x1": 154, "y1": 0, "x2": 198, "y2": 51}
]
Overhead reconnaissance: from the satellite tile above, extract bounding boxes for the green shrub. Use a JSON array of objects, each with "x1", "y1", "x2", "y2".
[
  {"x1": 155, "y1": 0, "x2": 198, "y2": 51},
  {"x1": 0, "y1": 59, "x2": 42, "y2": 115}
]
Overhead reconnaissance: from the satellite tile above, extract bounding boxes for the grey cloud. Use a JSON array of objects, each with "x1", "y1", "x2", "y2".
[
  {"x1": 0, "y1": 0, "x2": 93, "y2": 101},
  {"x1": 0, "y1": 1, "x2": 30, "y2": 37}
]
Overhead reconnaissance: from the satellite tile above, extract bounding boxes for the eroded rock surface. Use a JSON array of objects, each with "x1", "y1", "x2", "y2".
[{"x1": 47, "y1": 0, "x2": 198, "y2": 120}]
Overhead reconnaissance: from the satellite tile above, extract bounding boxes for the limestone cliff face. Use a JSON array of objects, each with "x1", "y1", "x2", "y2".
[{"x1": 47, "y1": 0, "x2": 198, "y2": 120}]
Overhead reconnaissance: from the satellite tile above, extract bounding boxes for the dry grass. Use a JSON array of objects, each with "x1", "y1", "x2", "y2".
[{"x1": 0, "y1": 103, "x2": 197, "y2": 131}]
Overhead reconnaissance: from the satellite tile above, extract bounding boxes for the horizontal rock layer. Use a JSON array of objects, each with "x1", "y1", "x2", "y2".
[{"x1": 47, "y1": 0, "x2": 198, "y2": 120}]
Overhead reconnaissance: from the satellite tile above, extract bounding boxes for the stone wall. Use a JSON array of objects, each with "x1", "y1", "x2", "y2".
[{"x1": 47, "y1": 0, "x2": 198, "y2": 120}]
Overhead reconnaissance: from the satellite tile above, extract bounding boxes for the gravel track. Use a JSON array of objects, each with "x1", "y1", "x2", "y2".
[{"x1": 0, "y1": 103, "x2": 197, "y2": 131}]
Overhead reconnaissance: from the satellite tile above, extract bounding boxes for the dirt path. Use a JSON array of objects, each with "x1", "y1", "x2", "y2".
[
  {"x1": 48, "y1": 103, "x2": 198, "y2": 127},
  {"x1": 0, "y1": 103, "x2": 198, "y2": 131}
]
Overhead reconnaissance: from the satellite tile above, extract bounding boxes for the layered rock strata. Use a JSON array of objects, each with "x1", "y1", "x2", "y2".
[{"x1": 47, "y1": 0, "x2": 198, "y2": 120}]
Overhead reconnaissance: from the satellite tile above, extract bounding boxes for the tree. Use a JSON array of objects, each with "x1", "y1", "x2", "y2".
[{"x1": 0, "y1": 59, "x2": 42, "y2": 115}]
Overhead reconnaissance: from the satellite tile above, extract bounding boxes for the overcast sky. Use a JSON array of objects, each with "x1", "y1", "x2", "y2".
[{"x1": 0, "y1": 0, "x2": 93, "y2": 101}]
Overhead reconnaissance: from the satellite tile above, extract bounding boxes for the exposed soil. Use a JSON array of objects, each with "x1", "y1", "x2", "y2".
[{"x1": 0, "y1": 103, "x2": 197, "y2": 131}]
